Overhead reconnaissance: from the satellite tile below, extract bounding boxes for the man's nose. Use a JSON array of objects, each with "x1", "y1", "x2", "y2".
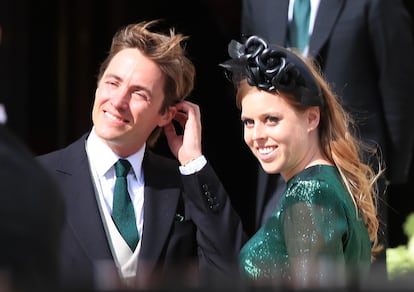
[{"x1": 111, "y1": 87, "x2": 129, "y2": 108}]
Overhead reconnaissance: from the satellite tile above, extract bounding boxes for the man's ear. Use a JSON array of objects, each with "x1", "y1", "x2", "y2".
[{"x1": 158, "y1": 106, "x2": 177, "y2": 127}]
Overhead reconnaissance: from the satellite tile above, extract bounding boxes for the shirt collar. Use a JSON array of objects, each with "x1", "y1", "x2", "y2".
[{"x1": 86, "y1": 127, "x2": 146, "y2": 180}]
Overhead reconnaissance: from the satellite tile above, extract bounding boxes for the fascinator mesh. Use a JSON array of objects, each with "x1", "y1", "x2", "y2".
[{"x1": 219, "y1": 35, "x2": 323, "y2": 107}]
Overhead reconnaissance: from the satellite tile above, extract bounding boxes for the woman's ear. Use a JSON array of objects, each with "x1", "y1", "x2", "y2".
[
  {"x1": 158, "y1": 106, "x2": 177, "y2": 127},
  {"x1": 306, "y1": 106, "x2": 320, "y2": 131}
]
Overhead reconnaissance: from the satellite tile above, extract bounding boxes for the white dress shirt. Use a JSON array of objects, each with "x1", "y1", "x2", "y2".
[
  {"x1": 86, "y1": 127, "x2": 144, "y2": 286},
  {"x1": 85, "y1": 126, "x2": 207, "y2": 287}
]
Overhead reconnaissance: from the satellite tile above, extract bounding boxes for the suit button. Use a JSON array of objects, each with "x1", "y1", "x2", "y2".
[{"x1": 202, "y1": 184, "x2": 220, "y2": 211}]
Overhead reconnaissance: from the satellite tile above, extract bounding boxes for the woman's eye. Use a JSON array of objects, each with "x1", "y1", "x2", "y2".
[
  {"x1": 242, "y1": 119, "x2": 254, "y2": 127},
  {"x1": 266, "y1": 116, "x2": 279, "y2": 124}
]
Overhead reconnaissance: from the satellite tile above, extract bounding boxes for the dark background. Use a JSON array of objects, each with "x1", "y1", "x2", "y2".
[{"x1": 1, "y1": 0, "x2": 414, "y2": 247}]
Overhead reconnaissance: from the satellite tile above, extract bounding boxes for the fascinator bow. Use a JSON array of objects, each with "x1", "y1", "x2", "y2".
[{"x1": 220, "y1": 35, "x2": 323, "y2": 107}]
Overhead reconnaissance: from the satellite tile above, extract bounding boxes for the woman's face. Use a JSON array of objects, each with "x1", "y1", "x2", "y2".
[{"x1": 240, "y1": 88, "x2": 320, "y2": 181}]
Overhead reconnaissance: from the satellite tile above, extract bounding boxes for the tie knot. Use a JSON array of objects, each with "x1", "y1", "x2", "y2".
[{"x1": 115, "y1": 159, "x2": 131, "y2": 177}]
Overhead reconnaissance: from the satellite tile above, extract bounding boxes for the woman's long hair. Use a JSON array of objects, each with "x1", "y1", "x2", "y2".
[{"x1": 289, "y1": 54, "x2": 384, "y2": 260}]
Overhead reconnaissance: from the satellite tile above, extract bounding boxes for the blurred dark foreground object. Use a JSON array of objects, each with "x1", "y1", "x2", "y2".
[{"x1": 0, "y1": 124, "x2": 65, "y2": 292}]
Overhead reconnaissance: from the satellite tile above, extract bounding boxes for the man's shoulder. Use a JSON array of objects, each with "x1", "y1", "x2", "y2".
[
  {"x1": 36, "y1": 133, "x2": 90, "y2": 173},
  {"x1": 143, "y1": 149, "x2": 180, "y2": 170},
  {"x1": 37, "y1": 132, "x2": 89, "y2": 159}
]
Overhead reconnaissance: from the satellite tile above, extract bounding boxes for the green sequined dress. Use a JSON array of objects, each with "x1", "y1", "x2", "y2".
[{"x1": 240, "y1": 165, "x2": 371, "y2": 286}]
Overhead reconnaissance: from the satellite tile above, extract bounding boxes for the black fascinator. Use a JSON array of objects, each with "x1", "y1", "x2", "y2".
[{"x1": 219, "y1": 35, "x2": 323, "y2": 107}]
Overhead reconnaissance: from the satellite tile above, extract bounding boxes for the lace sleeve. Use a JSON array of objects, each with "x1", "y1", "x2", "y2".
[{"x1": 281, "y1": 192, "x2": 348, "y2": 287}]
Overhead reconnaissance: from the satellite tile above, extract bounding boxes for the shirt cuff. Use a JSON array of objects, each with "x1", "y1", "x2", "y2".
[{"x1": 179, "y1": 155, "x2": 207, "y2": 175}]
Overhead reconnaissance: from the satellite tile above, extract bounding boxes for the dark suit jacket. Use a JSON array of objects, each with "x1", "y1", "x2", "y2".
[
  {"x1": 241, "y1": 0, "x2": 414, "y2": 228},
  {"x1": 37, "y1": 132, "x2": 245, "y2": 291}
]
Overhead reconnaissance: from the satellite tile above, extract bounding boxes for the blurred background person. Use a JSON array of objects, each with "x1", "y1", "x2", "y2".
[
  {"x1": 0, "y1": 124, "x2": 65, "y2": 292},
  {"x1": 0, "y1": 23, "x2": 65, "y2": 292}
]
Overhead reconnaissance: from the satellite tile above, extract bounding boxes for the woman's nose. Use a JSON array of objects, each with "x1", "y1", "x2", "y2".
[{"x1": 252, "y1": 123, "x2": 266, "y2": 140}]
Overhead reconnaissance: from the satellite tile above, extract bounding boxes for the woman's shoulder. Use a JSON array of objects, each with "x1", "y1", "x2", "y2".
[{"x1": 285, "y1": 165, "x2": 347, "y2": 204}]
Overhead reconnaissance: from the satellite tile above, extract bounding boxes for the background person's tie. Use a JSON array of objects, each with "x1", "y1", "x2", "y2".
[
  {"x1": 289, "y1": 0, "x2": 311, "y2": 53},
  {"x1": 112, "y1": 159, "x2": 139, "y2": 251}
]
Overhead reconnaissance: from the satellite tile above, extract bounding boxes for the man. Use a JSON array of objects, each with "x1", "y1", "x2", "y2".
[
  {"x1": 241, "y1": 1, "x2": 414, "y2": 262},
  {"x1": 37, "y1": 20, "x2": 244, "y2": 291}
]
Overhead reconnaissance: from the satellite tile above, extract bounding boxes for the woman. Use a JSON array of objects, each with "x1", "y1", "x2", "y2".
[{"x1": 220, "y1": 35, "x2": 383, "y2": 288}]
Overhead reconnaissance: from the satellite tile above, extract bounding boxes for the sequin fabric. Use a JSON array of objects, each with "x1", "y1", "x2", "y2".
[{"x1": 239, "y1": 165, "x2": 371, "y2": 286}]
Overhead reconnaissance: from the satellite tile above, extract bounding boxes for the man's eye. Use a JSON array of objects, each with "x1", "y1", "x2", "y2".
[
  {"x1": 132, "y1": 91, "x2": 148, "y2": 100},
  {"x1": 105, "y1": 81, "x2": 117, "y2": 86}
]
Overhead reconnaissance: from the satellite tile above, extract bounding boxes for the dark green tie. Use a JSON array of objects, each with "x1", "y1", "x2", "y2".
[
  {"x1": 112, "y1": 159, "x2": 139, "y2": 251},
  {"x1": 289, "y1": 0, "x2": 311, "y2": 53}
]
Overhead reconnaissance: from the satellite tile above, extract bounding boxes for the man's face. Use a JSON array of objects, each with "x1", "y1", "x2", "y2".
[{"x1": 92, "y1": 48, "x2": 173, "y2": 157}]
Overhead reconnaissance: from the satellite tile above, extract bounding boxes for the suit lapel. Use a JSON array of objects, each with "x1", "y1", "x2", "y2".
[
  {"x1": 139, "y1": 186, "x2": 180, "y2": 269},
  {"x1": 60, "y1": 139, "x2": 182, "y2": 279},
  {"x1": 138, "y1": 151, "x2": 181, "y2": 273},
  {"x1": 60, "y1": 134, "x2": 113, "y2": 259},
  {"x1": 309, "y1": 0, "x2": 345, "y2": 56}
]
